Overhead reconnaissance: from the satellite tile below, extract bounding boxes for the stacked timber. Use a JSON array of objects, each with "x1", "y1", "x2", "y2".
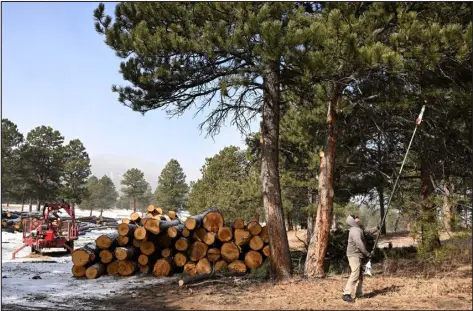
[{"x1": 71, "y1": 205, "x2": 270, "y2": 279}]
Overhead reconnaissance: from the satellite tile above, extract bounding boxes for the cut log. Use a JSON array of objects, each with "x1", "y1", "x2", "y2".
[
  {"x1": 189, "y1": 241, "x2": 209, "y2": 262},
  {"x1": 184, "y1": 207, "x2": 218, "y2": 231},
  {"x1": 147, "y1": 205, "x2": 156, "y2": 213},
  {"x1": 159, "y1": 219, "x2": 181, "y2": 232},
  {"x1": 244, "y1": 251, "x2": 263, "y2": 269},
  {"x1": 182, "y1": 228, "x2": 191, "y2": 238},
  {"x1": 117, "y1": 235, "x2": 130, "y2": 246},
  {"x1": 72, "y1": 265, "x2": 87, "y2": 277},
  {"x1": 183, "y1": 262, "x2": 198, "y2": 276},
  {"x1": 96, "y1": 233, "x2": 118, "y2": 249},
  {"x1": 175, "y1": 237, "x2": 190, "y2": 252},
  {"x1": 228, "y1": 260, "x2": 247, "y2": 273},
  {"x1": 247, "y1": 221, "x2": 262, "y2": 236},
  {"x1": 138, "y1": 254, "x2": 149, "y2": 266},
  {"x1": 207, "y1": 248, "x2": 221, "y2": 263},
  {"x1": 160, "y1": 215, "x2": 171, "y2": 221},
  {"x1": 193, "y1": 228, "x2": 216, "y2": 245},
  {"x1": 134, "y1": 227, "x2": 147, "y2": 240},
  {"x1": 161, "y1": 248, "x2": 173, "y2": 258},
  {"x1": 117, "y1": 223, "x2": 137, "y2": 237},
  {"x1": 114, "y1": 247, "x2": 136, "y2": 261},
  {"x1": 215, "y1": 260, "x2": 228, "y2": 272},
  {"x1": 132, "y1": 238, "x2": 143, "y2": 248},
  {"x1": 179, "y1": 272, "x2": 214, "y2": 286},
  {"x1": 99, "y1": 249, "x2": 114, "y2": 264},
  {"x1": 130, "y1": 212, "x2": 141, "y2": 224},
  {"x1": 203, "y1": 210, "x2": 224, "y2": 233},
  {"x1": 121, "y1": 218, "x2": 130, "y2": 224},
  {"x1": 220, "y1": 242, "x2": 240, "y2": 262},
  {"x1": 140, "y1": 241, "x2": 156, "y2": 256},
  {"x1": 174, "y1": 252, "x2": 188, "y2": 267},
  {"x1": 260, "y1": 226, "x2": 269, "y2": 243},
  {"x1": 107, "y1": 261, "x2": 119, "y2": 275},
  {"x1": 168, "y1": 211, "x2": 177, "y2": 220},
  {"x1": 232, "y1": 219, "x2": 245, "y2": 229},
  {"x1": 217, "y1": 226, "x2": 233, "y2": 242},
  {"x1": 262, "y1": 245, "x2": 271, "y2": 257},
  {"x1": 144, "y1": 218, "x2": 160, "y2": 235},
  {"x1": 196, "y1": 257, "x2": 212, "y2": 274},
  {"x1": 72, "y1": 243, "x2": 100, "y2": 267},
  {"x1": 167, "y1": 224, "x2": 184, "y2": 238},
  {"x1": 118, "y1": 260, "x2": 137, "y2": 276},
  {"x1": 85, "y1": 263, "x2": 106, "y2": 279},
  {"x1": 153, "y1": 258, "x2": 174, "y2": 276},
  {"x1": 249, "y1": 235, "x2": 264, "y2": 251},
  {"x1": 139, "y1": 264, "x2": 150, "y2": 274},
  {"x1": 234, "y1": 229, "x2": 252, "y2": 246},
  {"x1": 155, "y1": 207, "x2": 163, "y2": 215}
]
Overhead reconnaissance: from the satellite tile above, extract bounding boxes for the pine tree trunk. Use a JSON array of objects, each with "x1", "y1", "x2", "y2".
[
  {"x1": 36, "y1": 199, "x2": 41, "y2": 211},
  {"x1": 6, "y1": 202, "x2": 9, "y2": 207},
  {"x1": 377, "y1": 186, "x2": 387, "y2": 235},
  {"x1": 21, "y1": 201, "x2": 25, "y2": 212},
  {"x1": 305, "y1": 87, "x2": 340, "y2": 278},
  {"x1": 420, "y1": 162, "x2": 441, "y2": 251},
  {"x1": 287, "y1": 211, "x2": 293, "y2": 231},
  {"x1": 133, "y1": 196, "x2": 136, "y2": 213},
  {"x1": 100, "y1": 208, "x2": 103, "y2": 217},
  {"x1": 443, "y1": 184, "x2": 453, "y2": 232},
  {"x1": 306, "y1": 188, "x2": 316, "y2": 246},
  {"x1": 29, "y1": 199, "x2": 33, "y2": 212},
  {"x1": 90, "y1": 209, "x2": 93, "y2": 217},
  {"x1": 260, "y1": 60, "x2": 292, "y2": 281}
]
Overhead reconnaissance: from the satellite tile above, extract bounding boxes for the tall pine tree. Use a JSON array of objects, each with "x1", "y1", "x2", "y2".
[
  {"x1": 120, "y1": 168, "x2": 148, "y2": 212},
  {"x1": 154, "y1": 159, "x2": 188, "y2": 211}
]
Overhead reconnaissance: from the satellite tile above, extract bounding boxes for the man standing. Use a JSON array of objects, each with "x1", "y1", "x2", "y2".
[{"x1": 342, "y1": 215, "x2": 379, "y2": 303}]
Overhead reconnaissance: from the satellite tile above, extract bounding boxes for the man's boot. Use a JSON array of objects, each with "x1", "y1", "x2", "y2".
[{"x1": 342, "y1": 294, "x2": 354, "y2": 303}]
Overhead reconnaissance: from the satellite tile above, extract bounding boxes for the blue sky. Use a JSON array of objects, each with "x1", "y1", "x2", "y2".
[{"x1": 2, "y1": 2, "x2": 259, "y2": 190}]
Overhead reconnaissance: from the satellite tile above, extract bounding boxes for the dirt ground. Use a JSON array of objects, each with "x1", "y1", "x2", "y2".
[
  {"x1": 81, "y1": 266, "x2": 472, "y2": 310},
  {"x1": 2, "y1": 230, "x2": 471, "y2": 310},
  {"x1": 89, "y1": 231, "x2": 472, "y2": 310}
]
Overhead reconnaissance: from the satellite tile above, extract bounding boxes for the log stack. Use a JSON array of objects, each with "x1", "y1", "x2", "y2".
[{"x1": 71, "y1": 206, "x2": 270, "y2": 279}]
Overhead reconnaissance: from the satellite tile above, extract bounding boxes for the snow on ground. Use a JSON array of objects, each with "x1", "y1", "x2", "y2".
[{"x1": 1, "y1": 228, "x2": 178, "y2": 310}]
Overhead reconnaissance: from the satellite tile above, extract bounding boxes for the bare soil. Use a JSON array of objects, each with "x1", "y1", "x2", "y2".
[
  {"x1": 88, "y1": 231, "x2": 472, "y2": 310},
  {"x1": 80, "y1": 266, "x2": 472, "y2": 310}
]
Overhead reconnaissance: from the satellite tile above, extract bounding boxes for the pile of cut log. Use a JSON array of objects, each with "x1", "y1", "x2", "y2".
[
  {"x1": 77, "y1": 216, "x2": 118, "y2": 235},
  {"x1": 71, "y1": 206, "x2": 270, "y2": 279},
  {"x1": 1, "y1": 210, "x2": 23, "y2": 232}
]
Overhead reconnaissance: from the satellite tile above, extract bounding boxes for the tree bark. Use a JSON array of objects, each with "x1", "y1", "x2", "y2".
[
  {"x1": 100, "y1": 208, "x2": 103, "y2": 217},
  {"x1": 133, "y1": 196, "x2": 136, "y2": 212},
  {"x1": 305, "y1": 85, "x2": 340, "y2": 278},
  {"x1": 286, "y1": 211, "x2": 293, "y2": 231},
  {"x1": 306, "y1": 188, "x2": 316, "y2": 245},
  {"x1": 443, "y1": 183, "x2": 453, "y2": 232},
  {"x1": 36, "y1": 199, "x2": 41, "y2": 211},
  {"x1": 377, "y1": 186, "x2": 387, "y2": 235},
  {"x1": 420, "y1": 162, "x2": 441, "y2": 251},
  {"x1": 29, "y1": 199, "x2": 33, "y2": 212},
  {"x1": 89, "y1": 209, "x2": 93, "y2": 217},
  {"x1": 260, "y1": 60, "x2": 292, "y2": 281}
]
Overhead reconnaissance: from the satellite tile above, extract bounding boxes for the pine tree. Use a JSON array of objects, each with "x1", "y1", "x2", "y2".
[
  {"x1": 93, "y1": 2, "x2": 316, "y2": 279},
  {"x1": 60, "y1": 139, "x2": 91, "y2": 206},
  {"x1": 80, "y1": 176, "x2": 100, "y2": 216},
  {"x1": 96, "y1": 175, "x2": 118, "y2": 216},
  {"x1": 1, "y1": 119, "x2": 24, "y2": 204},
  {"x1": 20, "y1": 126, "x2": 65, "y2": 211},
  {"x1": 154, "y1": 159, "x2": 189, "y2": 211},
  {"x1": 120, "y1": 168, "x2": 148, "y2": 212}
]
